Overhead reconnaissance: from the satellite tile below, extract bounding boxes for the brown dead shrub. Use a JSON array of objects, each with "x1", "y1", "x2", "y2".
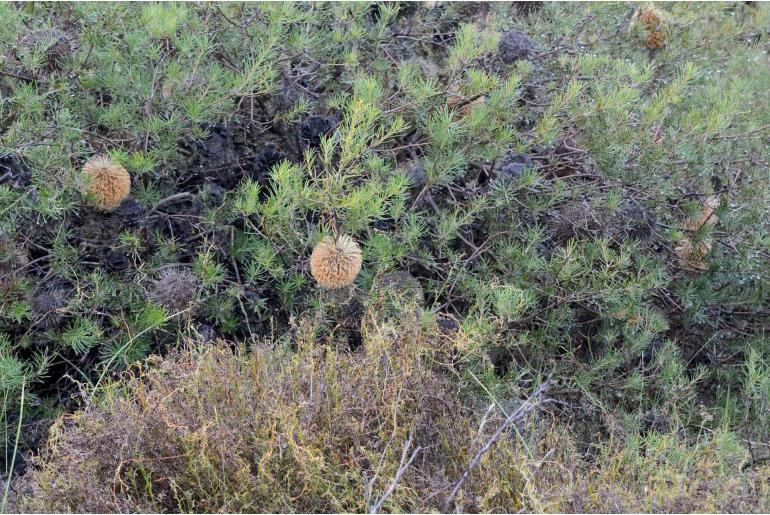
[
  {"x1": 13, "y1": 312, "x2": 769, "y2": 513},
  {"x1": 14, "y1": 312, "x2": 533, "y2": 513}
]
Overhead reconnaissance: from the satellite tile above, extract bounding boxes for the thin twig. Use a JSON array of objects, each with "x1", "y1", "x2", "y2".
[
  {"x1": 0, "y1": 69, "x2": 35, "y2": 82},
  {"x1": 712, "y1": 123, "x2": 770, "y2": 140},
  {"x1": 369, "y1": 427, "x2": 422, "y2": 514},
  {"x1": 444, "y1": 377, "x2": 554, "y2": 511},
  {"x1": 213, "y1": 3, "x2": 243, "y2": 29},
  {"x1": 1, "y1": 379, "x2": 25, "y2": 513},
  {"x1": 150, "y1": 192, "x2": 195, "y2": 214}
]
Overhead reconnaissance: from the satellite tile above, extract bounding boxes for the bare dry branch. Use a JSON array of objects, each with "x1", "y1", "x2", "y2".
[
  {"x1": 369, "y1": 427, "x2": 423, "y2": 514},
  {"x1": 444, "y1": 377, "x2": 555, "y2": 511}
]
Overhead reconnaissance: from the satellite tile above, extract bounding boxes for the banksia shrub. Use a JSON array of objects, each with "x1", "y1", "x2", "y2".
[
  {"x1": 79, "y1": 155, "x2": 131, "y2": 212},
  {"x1": 682, "y1": 195, "x2": 720, "y2": 232},
  {"x1": 310, "y1": 234, "x2": 362, "y2": 289}
]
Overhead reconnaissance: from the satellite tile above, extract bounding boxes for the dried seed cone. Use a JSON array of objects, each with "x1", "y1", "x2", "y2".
[
  {"x1": 310, "y1": 234, "x2": 362, "y2": 289},
  {"x1": 32, "y1": 286, "x2": 71, "y2": 329},
  {"x1": 150, "y1": 268, "x2": 200, "y2": 315},
  {"x1": 20, "y1": 28, "x2": 72, "y2": 68},
  {"x1": 80, "y1": 155, "x2": 131, "y2": 212}
]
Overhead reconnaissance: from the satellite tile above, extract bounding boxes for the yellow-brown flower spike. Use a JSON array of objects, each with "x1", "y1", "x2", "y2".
[
  {"x1": 682, "y1": 195, "x2": 719, "y2": 232},
  {"x1": 674, "y1": 236, "x2": 712, "y2": 270},
  {"x1": 635, "y1": 8, "x2": 668, "y2": 49},
  {"x1": 310, "y1": 234, "x2": 362, "y2": 289},
  {"x1": 80, "y1": 155, "x2": 131, "y2": 212}
]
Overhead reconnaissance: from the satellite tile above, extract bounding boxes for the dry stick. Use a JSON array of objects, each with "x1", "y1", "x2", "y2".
[
  {"x1": 369, "y1": 427, "x2": 423, "y2": 514},
  {"x1": 150, "y1": 192, "x2": 195, "y2": 214},
  {"x1": 712, "y1": 123, "x2": 770, "y2": 140},
  {"x1": 0, "y1": 69, "x2": 35, "y2": 82},
  {"x1": 444, "y1": 378, "x2": 555, "y2": 511},
  {"x1": 1, "y1": 379, "x2": 24, "y2": 513}
]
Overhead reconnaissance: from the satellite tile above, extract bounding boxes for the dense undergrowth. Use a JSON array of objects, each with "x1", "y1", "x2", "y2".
[
  {"x1": 12, "y1": 313, "x2": 770, "y2": 513},
  {"x1": 1, "y1": 1, "x2": 769, "y2": 512}
]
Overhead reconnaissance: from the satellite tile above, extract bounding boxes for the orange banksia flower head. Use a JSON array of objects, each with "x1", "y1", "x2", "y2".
[
  {"x1": 635, "y1": 8, "x2": 668, "y2": 49},
  {"x1": 674, "y1": 236, "x2": 713, "y2": 270},
  {"x1": 675, "y1": 195, "x2": 720, "y2": 270},
  {"x1": 682, "y1": 195, "x2": 719, "y2": 232},
  {"x1": 310, "y1": 234, "x2": 362, "y2": 289},
  {"x1": 80, "y1": 155, "x2": 131, "y2": 212}
]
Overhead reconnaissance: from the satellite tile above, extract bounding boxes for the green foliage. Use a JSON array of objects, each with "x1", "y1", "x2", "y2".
[
  {"x1": 1, "y1": 2, "x2": 770, "y2": 511},
  {"x1": 12, "y1": 315, "x2": 770, "y2": 513}
]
